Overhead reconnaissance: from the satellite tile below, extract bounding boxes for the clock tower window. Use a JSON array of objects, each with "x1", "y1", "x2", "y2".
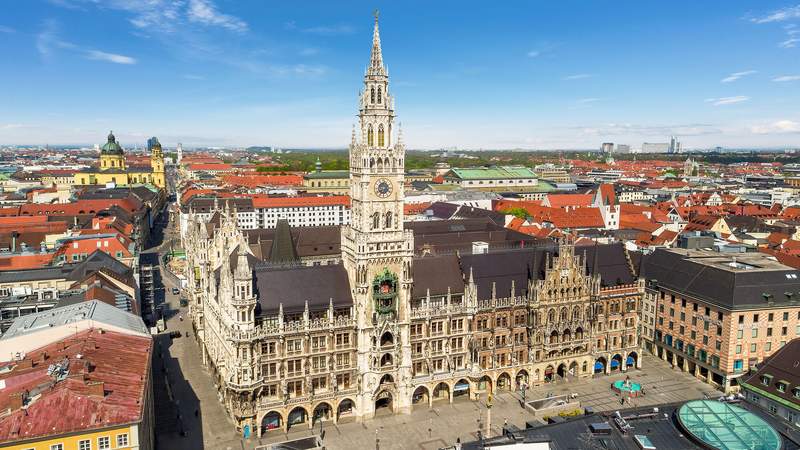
[
  {"x1": 372, "y1": 212, "x2": 380, "y2": 230},
  {"x1": 378, "y1": 125, "x2": 385, "y2": 147},
  {"x1": 378, "y1": 87, "x2": 382, "y2": 103},
  {"x1": 371, "y1": 87, "x2": 375, "y2": 104},
  {"x1": 368, "y1": 125, "x2": 374, "y2": 146},
  {"x1": 385, "y1": 212, "x2": 392, "y2": 228}
]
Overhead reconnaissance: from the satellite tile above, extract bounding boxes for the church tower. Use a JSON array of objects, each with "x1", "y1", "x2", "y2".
[
  {"x1": 341, "y1": 11, "x2": 415, "y2": 417},
  {"x1": 99, "y1": 131, "x2": 126, "y2": 171},
  {"x1": 148, "y1": 136, "x2": 166, "y2": 188}
]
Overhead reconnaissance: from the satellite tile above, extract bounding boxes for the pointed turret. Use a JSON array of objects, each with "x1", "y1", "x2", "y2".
[
  {"x1": 368, "y1": 10, "x2": 386, "y2": 77},
  {"x1": 235, "y1": 244, "x2": 251, "y2": 280}
]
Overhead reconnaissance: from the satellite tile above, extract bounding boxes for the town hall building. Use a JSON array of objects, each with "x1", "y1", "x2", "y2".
[{"x1": 182, "y1": 14, "x2": 644, "y2": 437}]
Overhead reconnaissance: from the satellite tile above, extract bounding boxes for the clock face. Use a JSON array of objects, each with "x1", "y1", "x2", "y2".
[{"x1": 375, "y1": 179, "x2": 393, "y2": 198}]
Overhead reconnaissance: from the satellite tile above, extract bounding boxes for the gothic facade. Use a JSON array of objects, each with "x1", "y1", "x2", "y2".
[{"x1": 182, "y1": 14, "x2": 644, "y2": 437}]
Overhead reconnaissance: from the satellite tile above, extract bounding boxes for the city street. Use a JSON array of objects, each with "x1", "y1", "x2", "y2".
[{"x1": 150, "y1": 201, "x2": 247, "y2": 450}]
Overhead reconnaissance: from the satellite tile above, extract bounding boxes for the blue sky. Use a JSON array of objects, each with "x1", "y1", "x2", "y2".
[{"x1": 1, "y1": 1, "x2": 799, "y2": 149}]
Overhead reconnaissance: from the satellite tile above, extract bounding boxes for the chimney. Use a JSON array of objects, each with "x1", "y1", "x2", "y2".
[
  {"x1": 86, "y1": 381, "x2": 105, "y2": 397},
  {"x1": 8, "y1": 391, "x2": 25, "y2": 410},
  {"x1": 15, "y1": 358, "x2": 32, "y2": 370},
  {"x1": 10, "y1": 231, "x2": 18, "y2": 253}
]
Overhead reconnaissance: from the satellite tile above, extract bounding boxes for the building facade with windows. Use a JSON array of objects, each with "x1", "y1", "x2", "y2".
[
  {"x1": 182, "y1": 14, "x2": 644, "y2": 437},
  {"x1": 741, "y1": 338, "x2": 800, "y2": 430},
  {"x1": 642, "y1": 248, "x2": 800, "y2": 392}
]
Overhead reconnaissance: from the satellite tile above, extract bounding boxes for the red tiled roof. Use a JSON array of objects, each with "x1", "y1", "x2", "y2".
[
  {"x1": 0, "y1": 329, "x2": 152, "y2": 444},
  {"x1": 598, "y1": 184, "x2": 616, "y2": 205},
  {"x1": 180, "y1": 188, "x2": 221, "y2": 204},
  {"x1": 250, "y1": 195, "x2": 350, "y2": 209},
  {"x1": 187, "y1": 163, "x2": 233, "y2": 171},
  {"x1": 404, "y1": 202, "x2": 432, "y2": 215},
  {"x1": 0, "y1": 199, "x2": 142, "y2": 218},
  {"x1": 0, "y1": 253, "x2": 55, "y2": 271},
  {"x1": 767, "y1": 231, "x2": 790, "y2": 246},
  {"x1": 545, "y1": 194, "x2": 593, "y2": 208},
  {"x1": 684, "y1": 214, "x2": 721, "y2": 232},
  {"x1": 222, "y1": 174, "x2": 304, "y2": 187}
]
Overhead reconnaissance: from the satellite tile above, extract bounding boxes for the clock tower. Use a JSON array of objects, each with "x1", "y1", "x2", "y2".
[{"x1": 342, "y1": 11, "x2": 415, "y2": 417}]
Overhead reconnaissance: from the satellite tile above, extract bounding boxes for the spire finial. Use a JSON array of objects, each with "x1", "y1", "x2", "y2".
[{"x1": 368, "y1": 11, "x2": 385, "y2": 77}]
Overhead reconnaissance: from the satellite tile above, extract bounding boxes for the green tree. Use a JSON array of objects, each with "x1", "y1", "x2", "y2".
[{"x1": 502, "y1": 207, "x2": 529, "y2": 219}]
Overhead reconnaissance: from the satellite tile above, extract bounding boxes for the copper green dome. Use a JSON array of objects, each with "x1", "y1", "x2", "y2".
[{"x1": 101, "y1": 131, "x2": 124, "y2": 155}]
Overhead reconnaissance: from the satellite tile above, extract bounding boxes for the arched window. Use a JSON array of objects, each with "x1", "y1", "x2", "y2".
[
  {"x1": 378, "y1": 124, "x2": 385, "y2": 147},
  {"x1": 370, "y1": 87, "x2": 375, "y2": 104},
  {"x1": 372, "y1": 212, "x2": 380, "y2": 230},
  {"x1": 378, "y1": 87, "x2": 382, "y2": 103},
  {"x1": 367, "y1": 125, "x2": 374, "y2": 146},
  {"x1": 385, "y1": 212, "x2": 392, "y2": 228}
]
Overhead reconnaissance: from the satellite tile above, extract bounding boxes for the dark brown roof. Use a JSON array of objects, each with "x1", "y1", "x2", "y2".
[
  {"x1": 642, "y1": 249, "x2": 800, "y2": 309},
  {"x1": 246, "y1": 225, "x2": 341, "y2": 260},
  {"x1": 254, "y1": 264, "x2": 352, "y2": 314},
  {"x1": 742, "y1": 338, "x2": 800, "y2": 410},
  {"x1": 412, "y1": 254, "x2": 465, "y2": 297}
]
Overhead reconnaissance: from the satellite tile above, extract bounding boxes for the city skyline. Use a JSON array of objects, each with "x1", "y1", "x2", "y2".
[{"x1": 1, "y1": 1, "x2": 800, "y2": 149}]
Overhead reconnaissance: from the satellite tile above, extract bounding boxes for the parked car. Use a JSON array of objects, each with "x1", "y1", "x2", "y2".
[
  {"x1": 179, "y1": 297, "x2": 189, "y2": 307},
  {"x1": 172, "y1": 287, "x2": 179, "y2": 295},
  {"x1": 169, "y1": 330, "x2": 182, "y2": 339}
]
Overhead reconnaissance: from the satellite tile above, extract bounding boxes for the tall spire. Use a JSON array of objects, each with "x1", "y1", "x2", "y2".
[{"x1": 369, "y1": 10, "x2": 386, "y2": 77}]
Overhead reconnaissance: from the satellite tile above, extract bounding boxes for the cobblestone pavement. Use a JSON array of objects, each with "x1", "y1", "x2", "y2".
[{"x1": 249, "y1": 354, "x2": 720, "y2": 450}]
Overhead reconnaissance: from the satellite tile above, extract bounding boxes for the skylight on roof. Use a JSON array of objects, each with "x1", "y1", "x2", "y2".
[{"x1": 727, "y1": 260, "x2": 756, "y2": 270}]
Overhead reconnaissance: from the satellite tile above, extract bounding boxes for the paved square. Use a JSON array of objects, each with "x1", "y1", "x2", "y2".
[{"x1": 248, "y1": 354, "x2": 720, "y2": 450}]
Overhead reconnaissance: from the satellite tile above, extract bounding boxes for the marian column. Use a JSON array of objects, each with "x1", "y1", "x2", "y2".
[{"x1": 341, "y1": 11, "x2": 415, "y2": 418}]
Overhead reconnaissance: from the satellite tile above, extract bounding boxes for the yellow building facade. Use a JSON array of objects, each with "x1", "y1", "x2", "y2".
[
  {"x1": 1, "y1": 424, "x2": 144, "y2": 450},
  {"x1": 74, "y1": 132, "x2": 165, "y2": 189}
]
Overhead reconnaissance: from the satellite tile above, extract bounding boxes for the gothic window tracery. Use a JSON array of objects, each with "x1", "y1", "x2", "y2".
[
  {"x1": 372, "y1": 212, "x2": 380, "y2": 230},
  {"x1": 368, "y1": 125, "x2": 374, "y2": 146},
  {"x1": 378, "y1": 124, "x2": 385, "y2": 147},
  {"x1": 385, "y1": 211, "x2": 392, "y2": 228},
  {"x1": 378, "y1": 87, "x2": 382, "y2": 103},
  {"x1": 371, "y1": 87, "x2": 375, "y2": 103}
]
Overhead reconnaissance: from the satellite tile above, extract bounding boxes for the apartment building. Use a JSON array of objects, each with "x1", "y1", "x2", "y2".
[{"x1": 643, "y1": 248, "x2": 800, "y2": 392}]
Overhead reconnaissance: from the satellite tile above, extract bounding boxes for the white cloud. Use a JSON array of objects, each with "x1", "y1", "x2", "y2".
[
  {"x1": 750, "y1": 5, "x2": 800, "y2": 23},
  {"x1": 751, "y1": 120, "x2": 800, "y2": 134},
  {"x1": 773, "y1": 75, "x2": 800, "y2": 82},
  {"x1": 187, "y1": 0, "x2": 247, "y2": 33},
  {"x1": 721, "y1": 70, "x2": 757, "y2": 83},
  {"x1": 37, "y1": 20, "x2": 136, "y2": 65},
  {"x1": 575, "y1": 98, "x2": 600, "y2": 104},
  {"x1": 85, "y1": 50, "x2": 136, "y2": 64},
  {"x1": 50, "y1": 0, "x2": 246, "y2": 33},
  {"x1": 779, "y1": 37, "x2": 800, "y2": 48},
  {"x1": 564, "y1": 73, "x2": 593, "y2": 80},
  {"x1": 301, "y1": 24, "x2": 354, "y2": 35},
  {"x1": 36, "y1": 20, "x2": 75, "y2": 59},
  {"x1": 527, "y1": 50, "x2": 541, "y2": 58},
  {"x1": 704, "y1": 96, "x2": 750, "y2": 106}
]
